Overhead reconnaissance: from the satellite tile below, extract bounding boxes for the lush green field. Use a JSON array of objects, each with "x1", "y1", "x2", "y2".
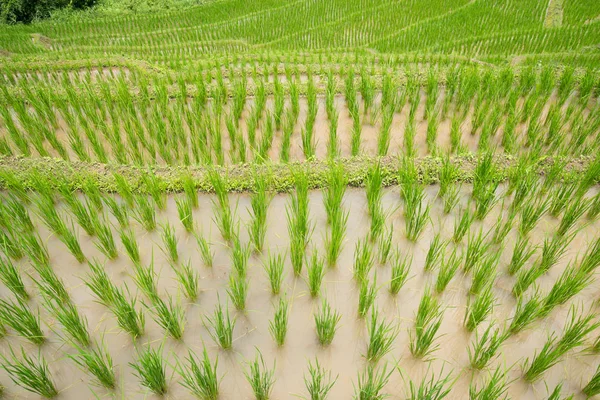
[{"x1": 1, "y1": 1, "x2": 600, "y2": 399}]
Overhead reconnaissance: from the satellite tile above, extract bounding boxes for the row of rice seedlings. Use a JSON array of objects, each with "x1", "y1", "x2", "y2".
[
  {"x1": 315, "y1": 300, "x2": 341, "y2": 346},
  {"x1": 43, "y1": 298, "x2": 90, "y2": 347},
  {"x1": 410, "y1": 289, "x2": 444, "y2": 359},
  {"x1": 269, "y1": 297, "x2": 289, "y2": 346},
  {"x1": 365, "y1": 163, "x2": 385, "y2": 240},
  {"x1": 540, "y1": 260, "x2": 594, "y2": 317},
  {"x1": 366, "y1": 308, "x2": 399, "y2": 363},
  {"x1": 85, "y1": 260, "x2": 145, "y2": 338},
  {"x1": 390, "y1": 250, "x2": 411, "y2": 295},
  {"x1": 523, "y1": 307, "x2": 598, "y2": 382}
]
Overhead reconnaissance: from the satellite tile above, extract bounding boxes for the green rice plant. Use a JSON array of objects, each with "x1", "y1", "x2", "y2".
[
  {"x1": 325, "y1": 208, "x2": 348, "y2": 267},
  {"x1": 443, "y1": 184, "x2": 461, "y2": 214},
  {"x1": 588, "y1": 192, "x2": 600, "y2": 220},
  {"x1": 452, "y1": 208, "x2": 475, "y2": 243},
  {"x1": 390, "y1": 250, "x2": 411, "y2": 295},
  {"x1": 410, "y1": 289, "x2": 444, "y2": 359},
  {"x1": 556, "y1": 199, "x2": 589, "y2": 237},
  {"x1": 0, "y1": 257, "x2": 28, "y2": 300},
  {"x1": 134, "y1": 195, "x2": 156, "y2": 231},
  {"x1": 324, "y1": 163, "x2": 347, "y2": 224},
  {"x1": 142, "y1": 173, "x2": 166, "y2": 211},
  {"x1": 407, "y1": 368, "x2": 454, "y2": 400},
  {"x1": 542, "y1": 263, "x2": 592, "y2": 317},
  {"x1": 178, "y1": 347, "x2": 220, "y2": 400},
  {"x1": 358, "y1": 274, "x2": 378, "y2": 318},
  {"x1": 175, "y1": 261, "x2": 198, "y2": 301},
  {"x1": 263, "y1": 251, "x2": 285, "y2": 295},
  {"x1": 148, "y1": 295, "x2": 185, "y2": 340},
  {"x1": 509, "y1": 291, "x2": 543, "y2": 335},
  {"x1": 519, "y1": 195, "x2": 550, "y2": 236},
  {"x1": 205, "y1": 300, "x2": 234, "y2": 350},
  {"x1": 33, "y1": 261, "x2": 70, "y2": 304},
  {"x1": 492, "y1": 208, "x2": 515, "y2": 244},
  {"x1": 244, "y1": 350, "x2": 275, "y2": 400},
  {"x1": 68, "y1": 340, "x2": 115, "y2": 389},
  {"x1": 249, "y1": 173, "x2": 272, "y2": 253},
  {"x1": 227, "y1": 272, "x2": 248, "y2": 311},
  {"x1": 469, "y1": 367, "x2": 510, "y2": 400},
  {"x1": 307, "y1": 251, "x2": 326, "y2": 297},
  {"x1": 94, "y1": 218, "x2": 118, "y2": 259},
  {"x1": 304, "y1": 358, "x2": 338, "y2": 400},
  {"x1": 507, "y1": 238, "x2": 536, "y2": 275},
  {"x1": 181, "y1": 174, "x2": 199, "y2": 209},
  {"x1": 196, "y1": 233, "x2": 214, "y2": 268},
  {"x1": 470, "y1": 250, "x2": 499, "y2": 295},
  {"x1": 289, "y1": 228, "x2": 306, "y2": 276},
  {"x1": 366, "y1": 163, "x2": 383, "y2": 217},
  {"x1": 438, "y1": 155, "x2": 459, "y2": 198},
  {"x1": 111, "y1": 286, "x2": 145, "y2": 339},
  {"x1": 425, "y1": 232, "x2": 446, "y2": 271},
  {"x1": 354, "y1": 364, "x2": 392, "y2": 400},
  {"x1": 464, "y1": 283, "x2": 495, "y2": 331},
  {"x1": 130, "y1": 345, "x2": 168, "y2": 395},
  {"x1": 269, "y1": 297, "x2": 289, "y2": 346},
  {"x1": 354, "y1": 237, "x2": 375, "y2": 282},
  {"x1": 82, "y1": 179, "x2": 104, "y2": 211},
  {"x1": 579, "y1": 237, "x2": 600, "y2": 274},
  {"x1": 161, "y1": 223, "x2": 179, "y2": 264},
  {"x1": 104, "y1": 196, "x2": 129, "y2": 229},
  {"x1": 0, "y1": 298, "x2": 44, "y2": 344},
  {"x1": 468, "y1": 323, "x2": 508, "y2": 369},
  {"x1": 366, "y1": 308, "x2": 399, "y2": 363},
  {"x1": 314, "y1": 300, "x2": 341, "y2": 346},
  {"x1": 120, "y1": 227, "x2": 140, "y2": 265},
  {"x1": 113, "y1": 173, "x2": 134, "y2": 207},
  {"x1": 2, "y1": 347, "x2": 57, "y2": 398},
  {"x1": 0, "y1": 229, "x2": 24, "y2": 260},
  {"x1": 63, "y1": 193, "x2": 97, "y2": 236},
  {"x1": 524, "y1": 307, "x2": 598, "y2": 382},
  {"x1": 213, "y1": 196, "x2": 237, "y2": 244},
  {"x1": 463, "y1": 230, "x2": 490, "y2": 273},
  {"x1": 231, "y1": 236, "x2": 250, "y2": 278},
  {"x1": 583, "y1": 364, "x2": 600, "y2": 397},
  {"x1": 377, "y1": 225, "x2": 393, "y2": 265},
  {"x1": 133, "y1": 260, "x2": 158, "y2": 299},
  {"x1": 435, "y1": 248, "x2": 461, "y2": 293},
  {"x1": 84, "y1": 260, "x2": 116, "y2": 307},
  {"x1": 548, "y1": 184, "x2": 577, "y2": 217},
  {"x1": 176, "y1": 197, "x2": 194, "y2": 233},
  {"x1": 60, "y1": 223, "x2": 86, "y2": 263},
  {"x1": 405, "y1": 195, "x2": 430, "y2": 242},
  {"x1": 44, "y1": 298, "x2": 90, "y2": 347}
]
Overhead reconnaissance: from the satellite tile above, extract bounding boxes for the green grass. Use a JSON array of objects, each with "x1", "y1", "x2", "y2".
[
  {"x1": 304, "y1": 358, "x2": 338, "y2": 400},
  {"x1": 244, "y1": 350, "x2": 275, "y2": 400},
  {"x1": 269, "y1": 297, "x2": 289, "y2": 346},
  {"x1": 178, "y1": 347, "x2": 220, "y2": 400},
  {"x1": 130, "y1": 345, "x2": 168, "y2": 395},
  {"x1": 366, "y1": 307, "x2": 399, "y2": 363},
  {"x1": 314, "y1": 300, "x2": 341, "y2": 346},
  {"x1": 2, "y1": 347, "x2": 57, "y2": 398}
]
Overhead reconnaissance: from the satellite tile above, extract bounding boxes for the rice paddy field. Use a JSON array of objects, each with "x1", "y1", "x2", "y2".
[{"x1": 1, "y1": 0, "x2": 600, "y2": 399}]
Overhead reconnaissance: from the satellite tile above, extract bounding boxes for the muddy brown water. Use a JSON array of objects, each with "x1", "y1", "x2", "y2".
[{"x1": 0, "y1": 185, "x2": 599, "y2": 399}]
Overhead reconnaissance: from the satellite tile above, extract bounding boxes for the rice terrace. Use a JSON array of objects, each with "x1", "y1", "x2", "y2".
[{"x1": 2, "y1": 0, "x2": 600, "y2": 398}]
